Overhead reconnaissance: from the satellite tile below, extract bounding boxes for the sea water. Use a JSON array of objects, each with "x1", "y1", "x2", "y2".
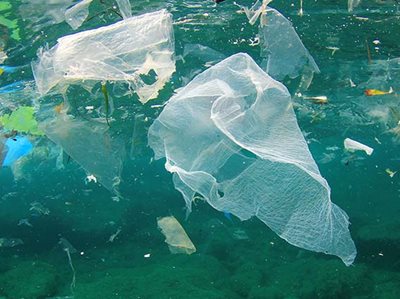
[{"x1": 0, "y1": 0, "x2": 399, "y2": 298}]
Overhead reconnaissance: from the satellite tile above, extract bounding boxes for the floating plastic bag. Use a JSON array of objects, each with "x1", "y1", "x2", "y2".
[
  {"x1": 32, "y1": 9, "x2": 175, "y2": 104},
  {"x1": 157, "y1": 216, "x2": 196, "y2": 255},
  {"x1": 1, "y1": 136, "x2": 33, "y2": 167},
  {"x1": 149, "y1": 53, "x2": 356, "y2": 265}
]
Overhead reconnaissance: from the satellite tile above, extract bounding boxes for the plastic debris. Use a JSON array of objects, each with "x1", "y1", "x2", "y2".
[
  {"x1": 348, "y1": 0, "x2": 361, "y2": 12},
  {"x1": 385, "y1": 168, "x2": 397, "y2": 178},
  {"x1": 30, "y1": 201, "x2": 50, "y2": 215},
  {"x1": 364, "y1": 87, "x2": 393, "y2": 96},
  {"x1": 1, "y1": 135, "x2": 33, "y2": 167},
  {"x1": 65, "y1": 0, "x2": 93, "y2": 30},
  {"x1": 38, "y1": 112, "x2": 124, "y2": 194},
  {"x1": 149, "y1": 53, "x2": 356, "y2": 265},
  {"x1": 344, "y1": 138, "x2": 374, "y2": 156},
  {"x1": 157, "y1": 216, "x2": 196, "y2": 255},
  {"x1": 18, "y1": 218, "x2": 33, "y2": 227},
  {"x1": 108, "y1": 228, "x2": 121, "y2": 242},
  {"x1": 0, "y1": 238, "x2": 23, "y2": 248},
  {"x1": 59, "y1": 237, "x2": 77, "y2": 292},
  {"x1": 116, "y1": 0, "x2": 132, "y2": 19},
  {"x1": 32, "y1": 9, "x2": 175, "y2": 104},
  {"x1": 85, "y1": 174, "x2": 97, "y2": 184},
  {"x1": 240, "y1": 2, "x2": 319, "y2": 85},
  {"x1": 260, "y1": 7, "x2": 320, "y2": 82},
  {"x1": 0, "y1": 50, "x2": 7, "y2": 64}
]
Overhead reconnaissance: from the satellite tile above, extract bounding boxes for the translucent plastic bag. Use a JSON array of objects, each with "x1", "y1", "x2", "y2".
[
  {"x1": 38, "y1": 110, "x2": 124, "y2": 195},
  {"x1": 32, "y1": 9, "x2": 175, "y2": 104},
  {"x1": 149, "y1": 53, "x2": 356, "y2": 265}
]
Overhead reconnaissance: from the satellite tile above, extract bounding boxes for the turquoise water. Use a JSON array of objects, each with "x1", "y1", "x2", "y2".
[{"x1": 1, "y1": 0, "x2": 400, "y2": 298}]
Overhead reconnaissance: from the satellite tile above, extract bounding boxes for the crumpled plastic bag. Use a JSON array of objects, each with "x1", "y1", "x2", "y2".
[
  {"x1": 32, "y1": 9, "x2": 175, "y2": 104},
  {"x1": 149, "y1": 53, "x2": 356, "y2": 265}
]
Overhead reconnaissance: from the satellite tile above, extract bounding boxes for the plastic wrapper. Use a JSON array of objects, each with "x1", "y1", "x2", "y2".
[
  {"x1": 149, "y1": 53, "x2": 356, "y2": 265},
  {"x1": 32, "y1": 9, "x2": 175, "y2": 104}
]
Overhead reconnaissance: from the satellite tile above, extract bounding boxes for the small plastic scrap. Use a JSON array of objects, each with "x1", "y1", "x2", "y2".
[
  {"x1": 30, "y1": 201, "x2": 50, "y2": 216},
  {"x1": 0, "y1": 50, "x2": 7, "y2": 64},
  {"x1": 108, "y1": 228, "x2": 121, "y2": 243},
  {"x1": 85, "y1": 174, "x2": 97, "y2": 184},
  {"x1": 344, "y1": 138, "x2": 374, "y2": 155},
  {"x1": 385, "y1": 168, "x2": 397, "y2": 178},
  {"x1": 157, "y1": 216, "x2": 196, "y2": 255},
  {"x1": 65, "y1": 0, "x2": 93, "y2": 30},
  {"x1": 300, "y1": 94, "x2": 328, "y2": 104},
  {"x1": 32, "y1": 9, "x2": 175, "y2": 104},
  {"x1": 1, "y1": 135, "x2": 33, "y2": 167},
  {"x1": 0, "y1": 238, "x2": 23, "y2": 248},
  {"x1": 364, "y1": 87, "x2": 393, "y2": 96}
]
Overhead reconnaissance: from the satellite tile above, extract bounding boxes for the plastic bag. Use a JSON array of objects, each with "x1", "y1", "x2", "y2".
[
  {"x1": 259, "y1": 7, "x2": 320, "y2": 82},
  {"x1": 149, "y1": 53, "x2": 356, "y2": 265},
  {"x1": 32, "y1": 9, "x2": 175, "y2": 104},
  {"x1": 38, "y1": 111, "x2": 124, "y2": 195}
]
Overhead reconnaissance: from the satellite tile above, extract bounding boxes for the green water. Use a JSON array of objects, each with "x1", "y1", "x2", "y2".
[{"x1": 0, "y1": 0, "x2": 400, "y2": 298}]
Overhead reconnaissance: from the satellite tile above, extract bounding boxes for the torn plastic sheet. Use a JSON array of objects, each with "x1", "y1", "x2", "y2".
[
  {"x1": 38, "y1": 109, "x2": 124, "y2": 195},
  {"x1": 65, "y1": 0, "x2": 132, "y2": 30},
  {"x1": 65, "y1": 0, "x2": 93, "y2": 30},
  {"x1": 260, "y1": 7, "x2": 320, "y2": 83},
  {"x1": 240, "y1": 2, "x2": 319, "y2": 87},
  {"x1": 32, "y1": 9, "x2": 175, "y2": 104},
  {"x1": 149, "y1": 53, "x2": 356, "y2": 265}
]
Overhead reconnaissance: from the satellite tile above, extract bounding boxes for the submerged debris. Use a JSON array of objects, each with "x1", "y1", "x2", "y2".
[
  {"x1": 32, "y1": 9, "x2": 175, "y2": 104},
  {"x1": 157, "y1": 216, "x2": 196, "y2": 255},
  {"x1": 344, "y1": 138, "x2": 374, "y2": 156},
  {"x1": 0, "y1": 238, "x2": 23, "y2": 248}
]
